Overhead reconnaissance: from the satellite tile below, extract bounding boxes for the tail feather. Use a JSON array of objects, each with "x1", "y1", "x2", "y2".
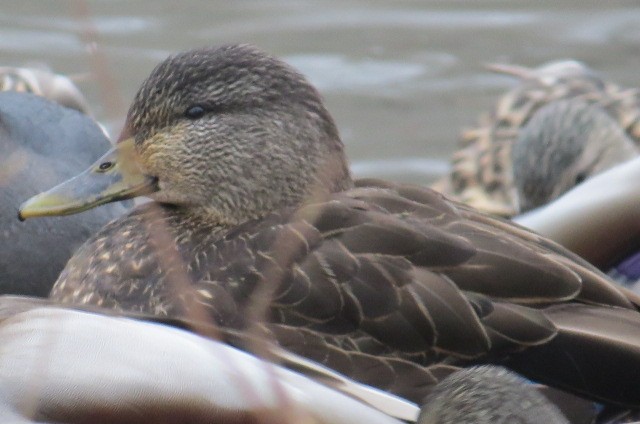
[{"x1": 502, "y1": 304, "x2": 640, "y2": 407}]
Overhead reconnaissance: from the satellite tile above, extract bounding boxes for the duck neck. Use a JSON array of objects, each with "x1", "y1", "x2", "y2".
[{"x1": 170, "y1": 204, "x2": 244, "y2": 230}]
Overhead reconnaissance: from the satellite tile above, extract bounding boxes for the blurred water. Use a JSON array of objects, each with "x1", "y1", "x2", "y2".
[{"x1": 1, "y1": 0, "x2": 639, "y2": 183}]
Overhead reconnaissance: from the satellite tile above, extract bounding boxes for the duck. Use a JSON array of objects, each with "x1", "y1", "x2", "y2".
[
  {"x1": 500, "y1": 95, "x2": 640, "y2": 281},
  {"x1": 514, "y1": 151, "x2": 640, "y2": 278},
  {"x1": 0, "y1": 296, "x2": 579, "y2": 424},
  {"x1": 418, "y1": 366, "x2": 570, "y2": 424},
  {"x1": 0, "y1": 91, "x2": 128, "y2": 296},
  {"x1": 17, "y1": 45, "x2": 640, "y2": 419},
  {"x1": 432, "y1": 62, "x2": 640, "y2": 287},
  {"x1": 0, "y1": 65, "x2": 90, "y2": 114},
  {"x1": 512, "y1": 97, "x2": 638, "y2": 213},
  {"x1": 432, "y1": 60, "x2": 640, "y2": 217},
  {"x1": 0, "y1": 296, "x2": 413, "y2": 424}
]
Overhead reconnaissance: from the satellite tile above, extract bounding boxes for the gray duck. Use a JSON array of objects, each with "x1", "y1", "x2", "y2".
[
  {"x1": 0, "y1": 296, "x2": 414, "y2": 424},
  {"x1": 0, "y1": 297, "x2": 575, "y2": 423},
  {"x1": 510, "y1": 99, "x2": 640, "y2": 285},
  {"x1": 0, "y1": 91, "x2": 128, "y2": 296},
  {"x1": 433, "y1": 60, "x2": 640, "y2": 217},
  {"x1": 418, "y1": 366, "x2": 569, "y2": 424},
  {"x1": 512, "y1": 97, "x2": 638, "y2": 213},
  {"x1": 18, "y1": 45, "x2": 640, "y2": 418}
]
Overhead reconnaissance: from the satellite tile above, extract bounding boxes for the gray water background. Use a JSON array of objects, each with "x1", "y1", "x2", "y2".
[{"x1": 2, "y1": 0, "x2": 640, "y2": 184}]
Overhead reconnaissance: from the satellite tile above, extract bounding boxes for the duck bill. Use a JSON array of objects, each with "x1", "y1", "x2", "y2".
[{"x1": 18, "y1": 137, "x2": 158, "y2": 221}]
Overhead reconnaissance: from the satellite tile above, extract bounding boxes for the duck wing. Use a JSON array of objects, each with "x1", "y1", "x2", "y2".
[
  {"x1": 49, "y1": 181, "x2": 640, "y2": 407},
  {"x1": 193, "y1": 181, "x2": 640, "y2": 406}
]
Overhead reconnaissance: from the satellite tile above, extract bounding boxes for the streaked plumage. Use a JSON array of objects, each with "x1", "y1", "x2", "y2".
[
  {"x1": 18, "y1": 46, "x2": 640, "y2": 419},
  {"x1": 433, "y1": 60, "x2": 640, "y2": 216},
  {"x1": 418, "y1": 366, "x2": 569, "y2": 424},
  {"x1": 1, "y1": 92, "x2": 128, "y2": 296},
  {"x1": 512, "y1": 98, "x2": 638, "y2": 212}
]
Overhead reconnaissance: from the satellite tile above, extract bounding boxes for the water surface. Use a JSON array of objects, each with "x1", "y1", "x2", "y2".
[{"x1": 2, "y1": 0, "x2": 639, "y2": 183}]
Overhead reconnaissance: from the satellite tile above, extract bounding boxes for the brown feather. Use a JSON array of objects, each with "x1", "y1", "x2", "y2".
[
  {"x1": 38, "y1": 48, "x2": 640, "y2": 415},
  {"x1": 503, "y1": 304, "x2": 640, "y2": 407},
  {"x1": 51, "y1": 182, "x2": 640, "y2": 408}
]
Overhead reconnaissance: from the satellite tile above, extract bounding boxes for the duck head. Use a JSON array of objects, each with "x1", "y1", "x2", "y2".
[
  {"x1": 19, "y1": 45, "x2": 351, "y2": 224},
  {"x1": 512, "y1": 98, "x2": 638, "y2": 212}
]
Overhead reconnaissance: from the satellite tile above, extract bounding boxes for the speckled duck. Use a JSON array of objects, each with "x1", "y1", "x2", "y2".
[
  {"x1": 18, "y1": 45, "x2": 640, "y2": 418},
  {"x1": 433, "y1": 60, "x2": 640, "y2": 216}
]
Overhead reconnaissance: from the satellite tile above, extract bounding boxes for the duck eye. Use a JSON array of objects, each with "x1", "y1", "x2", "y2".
[
  {"x1": 185, "y1": 105, "x2": 205, "y2": 119},
  {"x1": 574, "y1": 172, "x2": 587, "y2": 186},
  {"x1": 97, "y1": 161, "x2": 114, "y2": 172}
]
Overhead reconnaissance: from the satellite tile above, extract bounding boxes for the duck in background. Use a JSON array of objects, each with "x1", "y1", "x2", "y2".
[
  {"x1": 512, "y1": 98, "x2": 638, "y2": 213},
  {"x1": 434, "y1": 60, "x2": 640, "y2": 288},
  {"x1": 0, "y1": 296, "x2": 413, "y2": 424},
  {"x1": 0, "y1": 296, "x2": 579, "y2": 424},
  {"x1": 513, "y1": 138, "x2": 640, "y2": 289},
  {"x1": 18, "y1": 45, "x2": 640, "y2": 421},
  {"x1": 432, "y1": 60, "x2": 640, "y2": 217},
  {"x1": 0, "y1": 91, "x2": 128, "y2": 296},
  {"x1": 489, "y1": 69, "x2": 640, "y2": 285},
  {"x1": 0, "y1": 65, "x2": 90, "y2": 114},
  {"x1": 510, "y1": 95, "x2": 639, "y2": 264},
  {"x1": 418, "y1": 366, "x2": 570, "y2": 424}
]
